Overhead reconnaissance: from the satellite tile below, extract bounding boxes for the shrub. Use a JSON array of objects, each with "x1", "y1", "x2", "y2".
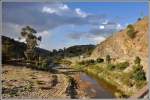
[
  {"x1": 96, "y1": 57, "x2": 104, "y2": 63},
  {"x1": 106, "y1": 55, "x2": 111, "y2": 64},
  {"x1": 127, "y1": 24, "x2": 137, "y2": 39},
  {"x1": 134, "y1": 56, "x2": 141, "y2": 65},
  {"x1": 107, "y1": 64, "x2": 116, "y2": 70},
  {"x1": 132, "y1": 64, "x2": 146, "y2": 81},
  {"x1": 78, "y1": 60, "x2": 85, "y2": 65},
  {"x1": 86, "y1": 59, "x2": 95, "y2": 65},
  {"x1": 116, "y1": 61, "x2": 129, "y2": 70}
]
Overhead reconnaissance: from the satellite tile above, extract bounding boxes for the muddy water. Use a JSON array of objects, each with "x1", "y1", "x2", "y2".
[{"x1": 79, "y1": 72, "x2": 117, "y2": 98}]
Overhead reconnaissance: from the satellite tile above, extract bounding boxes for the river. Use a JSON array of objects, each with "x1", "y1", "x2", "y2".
[{"x1": 77, "y1": 72, "x2": 117, "y2": 98}]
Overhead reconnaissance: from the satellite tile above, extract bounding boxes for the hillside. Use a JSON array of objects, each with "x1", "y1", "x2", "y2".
[
  {"x1": 91, "y1": 17, "x2": 148, "y2": 74},
  {"x1": 2, "y1": 36, "x2": 95, "y2": 62},
  {"x1": 2, "y1": 36, "x2": 51, "y2": 62}
]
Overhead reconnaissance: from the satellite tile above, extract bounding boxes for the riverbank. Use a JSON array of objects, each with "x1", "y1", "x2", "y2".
[{"x1": 80, "y1": 63, "x2": 147, "y2": 98}]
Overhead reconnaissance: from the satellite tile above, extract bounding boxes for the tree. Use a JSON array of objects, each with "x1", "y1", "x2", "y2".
[
  {"x1": 126, "y1": 24, "x2": 137, "y2": 39},
  {"x1": 106, "y1": 55, "x2": 111, "y2": 64},
  {"x1": 20, "y1": 26, "x2": 42, "y2": 61},
  {"x1": 134, "y1": 56, "x2": 141, "y2": 65},
  {"x1": 132, "y1": 56, "x2": 146, "y2": 81}
]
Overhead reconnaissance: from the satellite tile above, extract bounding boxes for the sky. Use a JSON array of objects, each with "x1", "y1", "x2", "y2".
[{"x1": 2, "y1": 2, "x2": 149, "y2": 50}]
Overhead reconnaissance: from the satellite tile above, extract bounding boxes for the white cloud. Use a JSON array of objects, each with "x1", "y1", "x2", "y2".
[
  {"x1": 3, "y1": 22, "x2": 23, "y2": 38},
  {"x1": 99, "y1": 25, "x2": 105, "y2": 29},
  {"x1": 59, "y1": 4, "x2": 69, "y2": 10},
  {"x1": 92, "y1": 36, "x2": 106, "y2": 44},
  {"x1": 42, "y1": 6, "x2": 58, "y2": 14},
  {"x1": 14, "y1": 38, "x2": 26, "y2": 43},
  {"x1": 37, "y1": 30, "x2": 50, "y2": 36},
  {"x1": 75, "y1": 8, "x2": 88, "y2": 18},
  {"x1": 42, "y1": 4, "x2": 69, "y2": 15},
  {"x1": 116, "y1": 23, "x2": 124, "y2": 30}
]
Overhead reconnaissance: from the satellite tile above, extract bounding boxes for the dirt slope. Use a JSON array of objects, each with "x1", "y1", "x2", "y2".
[{"x1": 91, "y1": 17, "x2": 148, "y2": 73}]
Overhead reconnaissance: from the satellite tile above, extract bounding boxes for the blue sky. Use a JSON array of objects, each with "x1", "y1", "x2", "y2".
[{"x1": 2, "y1": 2, "x2": 148, "y2": 50}]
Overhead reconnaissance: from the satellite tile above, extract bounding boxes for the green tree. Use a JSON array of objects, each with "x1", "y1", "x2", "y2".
[
  {"x1": 134, "y1": 56, "x2": 141, "y2": 65},
  {"x1": 127, "y1": 24, "x2": 137, "y2": 39},
  {"x1": 106, "y1": 55, "x2": 111, "y2": 64},
  {"x1": 20, "y1": 26, "x2": 42, "y2": 61}
]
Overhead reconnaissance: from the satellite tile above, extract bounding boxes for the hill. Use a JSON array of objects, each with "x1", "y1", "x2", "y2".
[{"x1": 91, "y1": 17, "x2": 148, "y2": 74}]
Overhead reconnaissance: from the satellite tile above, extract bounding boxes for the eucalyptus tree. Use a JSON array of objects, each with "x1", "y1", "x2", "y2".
[{"x1": 20, "y1": 26, "x2": 42, "y2": 61}]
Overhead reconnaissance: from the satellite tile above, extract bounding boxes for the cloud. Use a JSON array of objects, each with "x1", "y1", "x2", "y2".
[
  {"x1": 67, "y1": 32, "x2": 86, "y2": 40},
  {"x1": 75, "y1": 8, "x2": 88, "y2": 18},
  {"x1": 42, "y1": 4, "x2": 69, "y2": 15},
  {"x1": 99, "y1": 25, "x2": 105, "y2": 29},
  {"x1": 59, "y1": 4, "x2": 69, "y2": 10},
  {"x1": 3, "y1": 2, "x2": 107, "y2": 39},
  {"x1": 92, "y1": 36, "x2": 106, "y2": 44},
  {"x1": 42, "y1": 6, "x2": 58, "y2": 14},
  {"x1": 37, "y1": 30, "x2": 50, "y2": 36}
]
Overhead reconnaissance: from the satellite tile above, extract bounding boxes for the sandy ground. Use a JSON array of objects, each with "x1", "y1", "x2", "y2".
[{"x1": 2, "y1": 65, "x2": 69, "y2": 99}]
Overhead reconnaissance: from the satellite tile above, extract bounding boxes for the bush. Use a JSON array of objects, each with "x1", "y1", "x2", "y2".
[
  {"x1": 132, "y1": 64, "x2": 146, "y2": 81},
  {"x1": 96, "y1": 57, "x2": 104, "y2": 63},
  {"x1": 116, "y1": 61, "x2": 129, "y2": 70},
  {"x1": 107, "y1": 64, "x2": 116, "y2": 70},
  {"x1": 127, "y1": 24, "x2": 137, "y2": 39},
  {"x1": 106, "y1": 55, "x2": 111, "y2": 64},
  {"x1": 78, "y1": 59, "x2": 95, "y2": 65},
  {"x1": 133, "y1": 70, "x2": 146, "y2": 81},
  {"x1": 134, "y1": 56, "x2": 141, "y2": 65}
]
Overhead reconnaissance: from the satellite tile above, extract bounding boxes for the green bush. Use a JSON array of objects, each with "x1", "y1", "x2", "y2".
[
  {"x1": 116, "y1": 61, "x2": 129, "y2": 70},
  {"x1": 96, "y1": 57, "x2": 104, "y2": 63},
  {"x1": 132, "y1": 64, "x2": 146, "y2": 81},
  {"x1": 127, "y1": 24, "x2": 137, "y2": 39},
  {"x1": 134, "y1": 56, "x2": 141, "y2": 65},
  {"x1": 107, "y1": 64, "x2": 116, "y2": 70},
  {"x1": 78, "y1": 59, "x2": 95, "y2": 65},
  {"x1": 106, "y1": 55, "x2": 111, "y2": 64}
]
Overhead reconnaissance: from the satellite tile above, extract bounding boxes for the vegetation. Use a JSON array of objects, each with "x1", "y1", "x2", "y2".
[
  {"x1": 134, "y1": 56, "x2": 141, "y2": 65},
  {"x1": 116, "y1": 61, "x2": 129, "y2": 70},
  {"x1": 106, "y1": 55, "x2": 111, "y2": 64},
  {"x1": 20, "y1": 26, "x2": 42, "y2": 61},
  {"x1": 132, "y1": 56, "x2": 146, "y2": 81},
  {"x1": 126, "y1": 24, "x2": 137, "y2": 39},
  {"x1": 96, "y1": 57, "x2": 104, "y2": 63},
  {"x1": 107, "y1": 64, "x2": 116, "y2": 70}
]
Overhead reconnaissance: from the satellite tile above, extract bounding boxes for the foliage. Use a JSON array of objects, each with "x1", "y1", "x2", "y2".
[
  {"x1": 116, "y1": 61, "x2": 129, "y2": 70},
  {"x1": 126, "y1": 24, "x2": 137, "y2": 39},
  {"x1": 59, "y1": 59, "x2": 72, "y2": 65},
  {"x1": 132, "y1": 64, "x2": 146, "y2": 81},
  {"x1": 78, "y1": 59, "x2": 95, "y2": 66},
  {"x1": 20, "y1": 26, "x2": 42, "y2": 61},
  {"x1": 106, "y1": 55, "x2": 111, "y2": 64},
  {"x1": 96, "y1": 57, "x2": 104, "y2": 63},
  {"x1": 134, "y1": 56, "x2": 141, "y2": 65},
  {"x1": 107, "y1": 64, "x2": 116, "y2": 70}
]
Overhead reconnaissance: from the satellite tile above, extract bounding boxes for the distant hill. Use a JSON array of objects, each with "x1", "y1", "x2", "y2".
[
  {"x1": 2, "y1": 36, "x2": 51, "y2": 62},
  {"x1": 91, "y1": 17, "x2": 148, "y2": 73},
  {"x1": 64, "y1": 45, "x2": 96, "y2": 57},
  {"x1": 2, "y1": 36, "x2": 95, "y2": 62}
]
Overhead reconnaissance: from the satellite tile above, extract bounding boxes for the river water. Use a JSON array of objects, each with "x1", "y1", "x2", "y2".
[{"x1": 78, "y1": 72, "x2": 117, "y2": 98}]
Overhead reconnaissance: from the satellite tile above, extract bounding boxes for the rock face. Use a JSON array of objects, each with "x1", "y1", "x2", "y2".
[{"x1": 91, "y1": 17, "x2": 148, "y2": 72}]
